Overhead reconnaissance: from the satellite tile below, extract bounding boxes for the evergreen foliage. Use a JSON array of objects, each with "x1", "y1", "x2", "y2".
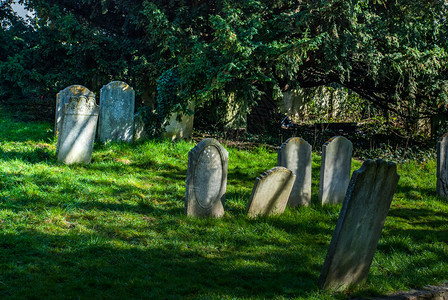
[{"x1": 0, "y1": 1, "x2": 447, "y2": 128}]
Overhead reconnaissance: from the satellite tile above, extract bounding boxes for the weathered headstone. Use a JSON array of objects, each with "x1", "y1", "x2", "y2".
[
  {"x1": 437, "y1": 133, "x2": 448, "y2": 198},
  {"x1": 185, "y1": 139, "x2": 228, "y2": 217},
  {"x1": 318, "y1": 159, "x2": 400, "y2": 291},
  {"x1": 56, "y1": 95, "x2": 99, "y2": 164},
  {"x1": 246, "y1": 167, "x2": 296, "y2": 217},
  {"x1": 55, "y1": 85, "x2": 94, "y2": 136},
  {"x1": 278, "y1": 137, "x2": 312, "y2": 207},
  {"x1": 319, "y1": 136, "x2": 353, "y2": 205},
  {"x1": 98, "y1": 81, "x2": 135, "y2": 143},
  {"x1": 162, "y1": 111, "x2": 194, "y2": 141}
]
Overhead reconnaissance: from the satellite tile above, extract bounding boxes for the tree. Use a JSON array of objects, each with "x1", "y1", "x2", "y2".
[{"x1": 3, "y1": 0, "x2": 448, "y2": 131}]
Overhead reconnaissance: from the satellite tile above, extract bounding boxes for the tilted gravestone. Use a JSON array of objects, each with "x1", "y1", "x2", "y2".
[
  {"x1": 185, "y1": 139, "x2": 228, "y2": 217},
  {"x1": 278, "y1": 137, "x2": 312, "y2": 207},
  {"x1": 56, "y1": 95, "x2": 99, "y2": 164},
  {"x1": 437, "y1": 133, "x2": 448, "y2": 198},
  {"x1": 246, "y1": 167, "x2": 296, "y2": 217},
  {"x1": 55, "y1": 85, "x2": 94, "y2": 136},
  {"x1": 98, "y1": 81, "x2": 135, "y2": 143},
  {"x1": 319, "y1": 136, "x2": 353, "y2": 205},
  {"x1": 318, "y1": 159, "x2": 400, "y2": 291}
]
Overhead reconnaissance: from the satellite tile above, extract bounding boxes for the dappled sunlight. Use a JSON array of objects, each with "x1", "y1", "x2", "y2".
[{"x1": 0, "y1": 112, "x2": 447, "y2": 298}]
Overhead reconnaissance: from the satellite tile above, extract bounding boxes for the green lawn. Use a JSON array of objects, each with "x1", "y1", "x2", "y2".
[{"x1": 0, "y1": 111, "x2": 447, "y2": 299}]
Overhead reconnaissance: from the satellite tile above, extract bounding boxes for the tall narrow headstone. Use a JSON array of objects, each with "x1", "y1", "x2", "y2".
[
  {"x1": 319, "y1": 136, "x2": 353, "y2": 205},
  {"x1": 55, "y1": 85, "x2": 94, "y2": 136},
  {"x1": 437, "y1": 133, "x2": 448, "y2": 198},
  {"x1": 56, "y1": 95, "x2": 99, "y2": 164},
  {"x1": 185, "y1": 139, "x2": 228, "y2": 217},
  {"x1": 246, "y1": 167, "x2": 296, "y2": 217},
  {"x1": 318, "y1": 159, "x2": 399, "y2": 291},
  {"x1": 278, "y1": 137, "x2": 312, "y2": 207},
  {"x1": 98, "y1": 81, "x2": 135, "y2": 143}
]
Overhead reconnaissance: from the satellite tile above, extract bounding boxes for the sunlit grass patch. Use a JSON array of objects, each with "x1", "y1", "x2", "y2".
[{"x1": 0, "y1": 112, "x2": 447, "y2": 299}]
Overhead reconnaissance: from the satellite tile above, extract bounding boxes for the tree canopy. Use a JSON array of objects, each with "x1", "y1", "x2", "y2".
[{"x1": 1, "y1": 0, "x2": 447, "y2": 128}]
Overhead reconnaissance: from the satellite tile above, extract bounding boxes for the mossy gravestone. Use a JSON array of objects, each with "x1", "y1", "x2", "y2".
[
  {"x1": 55, "y1": 85, "x2": 94, "y2": 136},
  {"x1": 319, "y1": 136, "x2": 353, "y2": 205},
  {"x1": 318, "y1": 159, "x2": 399, "y2": 291},
  {"x1": 56, "y1": 95, "x2": 99, "y2": 164},
  {"x1": 437, "y1": 133, "x2": 448, "y2": 198},
  {"x1": 185, "y1": 139, "x2": 228, "y2": 217},
  {"x1": 277, "y1": 137, "x2": 312, "y2": 207},
  {"x1": 246, "y1": 167, "x2": 295, "y2": 217},
  {"x1": 98, "y1": 81, "x2": 135, "y2": 143}
]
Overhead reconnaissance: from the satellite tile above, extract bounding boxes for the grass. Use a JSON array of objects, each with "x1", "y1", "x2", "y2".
[{"x1": 0, "y1": 110, "x2": 447, "y2": 299}]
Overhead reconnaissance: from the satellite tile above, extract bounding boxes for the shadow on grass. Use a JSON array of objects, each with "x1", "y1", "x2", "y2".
[
  {"x1": 0, "y1": 122, "x2": 53, "y2": 143},
  {"x1": 395, "y1": 184, "x2": 438, "y2": 197},
  {"x1": 0, "y1": 229, "x2": 322, "y2": 299},
  {"x1": 0, "y1": 147, "x2": 55, "y2": 164}
]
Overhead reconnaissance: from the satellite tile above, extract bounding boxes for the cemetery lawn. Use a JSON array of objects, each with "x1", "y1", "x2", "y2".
[{"x1": 0, "y1": 112, "x2": 447, "y2": 299}]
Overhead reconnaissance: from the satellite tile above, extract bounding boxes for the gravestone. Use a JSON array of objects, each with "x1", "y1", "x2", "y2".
[
  {"x1": 163, "y1": 111, "x2": 194, "y2": 141},
  {"x1": 185, "y1": 139, "x2": 228, "y2": 217},
  {"x1": 319, "y1": 136, "x2": 353, "y2": 205},
  {"x1": 437, "y1": 133, "x2": 448, "y2": 198},
  {"x1": 278, "y1": 137, "x2": 312, "y2": 207},
  {"x1": 56, "y1": 95, "x2": 99, "y2": 164},
  {"x1": 55, "y1": 85, "x2": 94, "y2": 136},
  {"x1": 98, "y1": 81, "x2": 135, "y2": 143},
  {"x1": 246, "y1": 167, "x2": 296, "y2": 217},
  {"x1": 318, "y1": 159, "x2": 400, "y2": 291}
]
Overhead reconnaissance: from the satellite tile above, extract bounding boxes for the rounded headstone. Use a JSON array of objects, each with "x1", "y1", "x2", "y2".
[
  {"x1": 278, "y1": 137, "x2": 312, "y2": 207},
  {"x1": 185, "y1": 138, "x2": 228, "y2": 217},
  {"x1": 319, "y1": 136, "x2": 353, "y2": 205},
  {"x1": 98, "y1": 81, "x2": 135, "y2": 143}
]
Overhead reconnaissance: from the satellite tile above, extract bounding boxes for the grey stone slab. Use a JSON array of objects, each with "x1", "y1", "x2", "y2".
[
  {"x1": 278, "y1": 137, "x2": 312, "y2": 207},
  {"x1": 319, "y1": 136, "x2": 353, "y2": 205},
  {"x1": 163, "y1": 102, "x2": 195, "y2": 141},
  {"x1": 56, "y1": 95, "x2": 99, "y2": 164},
  {"x1": 162, "y1": 112, "x2": 194, "y2": 140},
  {"x1": 437, "y1": 133, "x2": 448, "y2": 198},
  {"x1": 185, "y1": 138, "x2": 228, "y2": 217},
  {"x1": 246, "y1": 167, "x2": 296, "y2": 217},
  {"x1": 318, "y1": 159, "x2": 400, "y2": 291},
  {"x1": 98, "y1": 81, "x2": 135, "y2": 143},
  {"x1": 55, "y1": 85, "x2": 94, "y2": 136}
]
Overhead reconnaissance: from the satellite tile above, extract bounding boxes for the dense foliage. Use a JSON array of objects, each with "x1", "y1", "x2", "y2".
[{"x1": 1, "y1": 0, "x2": 447, "y2": 129}]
